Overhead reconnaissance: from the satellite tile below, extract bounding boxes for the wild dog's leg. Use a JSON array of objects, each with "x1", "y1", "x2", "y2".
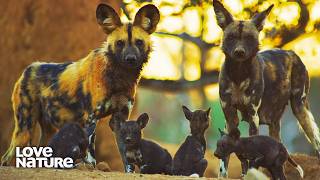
[
  {"x1": 269, "y1": 120, "x2": 281, "y2": 141},
  {"x1": 221, "y1": 103, "x2": 239, "y2": 131},
  {"x1": 83, "y1": 122, "x2": 97, "y2": 167},
  {"x1": 1, "y1": 78, "x2": 38, "y2": 166},
  {"x1": 2, "y1": 114, "x2": 38, "y2": 166},
  {"x1": 111, "y1": 111, "x2": 130, "y2": 171},
  {"x1": 246, "y1": 99, "x2": 262, "y2": 136},
  {"x1": 39, "y1": 123, "x2": 57, "y2": 146},
  {"x1": 219, "y1": 100, "x2": 238, "y2": 177},
  {"x1": 1, "y1": 128, "x2": 32, "y2": 166},
  {"x1": 108, "y1": 96, "x2": 133, "y2": 172},
  {"x1": 239, "y1": 159, "x2": 249, "y2": 177},
  {"x1": 269, "y1": 167, "x2": 280, "y2": 180},
  {"x1": 290, "y1": 53, "x2": 320, "y2": 155},
  {"x1": 194, "y1": 159, "x2": 208, "y2": 177},
  {"x1": 278, "y1": 166, "x2": 286, "y2": 180},
  {"x1": 268, "y1": 104, "x2": 287, "y2": 141}
]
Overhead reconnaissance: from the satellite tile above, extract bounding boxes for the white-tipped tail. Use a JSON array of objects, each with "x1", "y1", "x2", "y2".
[
  {"x1": 296, "y1": 165, "x2": 304, "y2": 178},
  {"x1": 189, "y1": 173, "x2": 199, "y2": 178}
]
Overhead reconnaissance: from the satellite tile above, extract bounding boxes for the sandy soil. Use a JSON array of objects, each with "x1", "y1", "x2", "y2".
[
  {"x1": 0, "y1": 166, "x2": 235, "y2": 180},
  {"x1": 1, "y1": 154, "x2": 319, "y2": 180}
]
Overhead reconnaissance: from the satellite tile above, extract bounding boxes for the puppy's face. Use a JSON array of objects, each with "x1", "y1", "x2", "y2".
[
  {"x1": 119, "y1": 113, "x2": 149, "y2": 148},
  {"x1": 213, "y1": 0, "x2": 273, "y2": 61},
  {"x1": 214, "y1": 128, "x2": 240, "y2": 159},
  {"x1": 214, "y1": 135, "x2": 234, "y2": 159},
  {"x1": 182, "y1": 106, "x2": 211, "y2": 136},
  {"x1": 96, "y1": 4, "x2": 160, "y2": 69}
]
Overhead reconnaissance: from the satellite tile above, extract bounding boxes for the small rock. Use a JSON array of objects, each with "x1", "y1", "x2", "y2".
[
  {"x1": 96, "y1": 162, "x2": 111, "y2": 172},
  {"x1": 75, "y1": 162, "x2": 95, "y2": 171}
]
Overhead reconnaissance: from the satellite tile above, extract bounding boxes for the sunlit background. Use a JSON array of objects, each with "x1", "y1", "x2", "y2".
[{"x1": 120, "y1": 0, "x2": 320, "y2": 154}]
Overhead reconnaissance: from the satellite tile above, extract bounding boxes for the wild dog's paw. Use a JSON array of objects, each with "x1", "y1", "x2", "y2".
[
  {"x1": 83, "y1": 151, "x2": 96, "y2": 168},
  {"x1": 125, "y1": 164, "x2": 135, "y2": 173}
]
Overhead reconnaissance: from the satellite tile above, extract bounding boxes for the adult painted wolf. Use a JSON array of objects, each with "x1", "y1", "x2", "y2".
[
  {"x1": 212, "y1": 0, "x2": 320, "y2": 177},
  {"x1": 1, "y1": 3, "x2": 160, "y2": 170}
]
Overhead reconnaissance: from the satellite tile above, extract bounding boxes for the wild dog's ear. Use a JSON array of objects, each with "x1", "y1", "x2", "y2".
[
  {"x1": 133, "y1": 4, "x2": 160, "y2": 34},
  {"x1": 251, "y1": 4, "x2": 274, "y2": 31},
  {"x1": 206, "y1": 107, "x2": 211, "y2": 117},
  {"x1": 218, "y1": 128, "x2": 226, "y2": 137},
  {"x1": 182, "y1": 105, "x2": 193, "y2": 120},
  {"x1": 213, "y1": 0, "x2": 234, "y2": 30},
  {"x1": 96, "y1": 4, "x2": 122, "y2": 34},
  {"x1": 137, "y1": 113, "x2": 149, "y2": 129},
  {"x1": 229, "y1": 128, "x2": 240, "y2": 140}
]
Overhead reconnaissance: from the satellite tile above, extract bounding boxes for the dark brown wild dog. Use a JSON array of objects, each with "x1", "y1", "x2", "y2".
[
  {"x1": 1, "y1": 4, "x2": 160, "y2": 169},
  {"x1": 214, "y1": 128, "x2": 304, "y2": 180},
  {"x1": 212, "y1": 0, "x2": 320, "y2": 177}
]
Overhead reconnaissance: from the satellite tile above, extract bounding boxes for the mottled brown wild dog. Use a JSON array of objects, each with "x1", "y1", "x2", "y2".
[
  {"x1": 1, "y1": 4, "x2": 160, "y2": 168},
  {"x1": 213, "y1": 0, "x2": 320, "y2": 176}
]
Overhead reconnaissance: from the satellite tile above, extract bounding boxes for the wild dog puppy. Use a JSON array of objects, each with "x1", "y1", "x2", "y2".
[
  {"x1": 213, "y1": 0, "x2": 320, "y2": 176},
  {"x1": 48, "y1": 123, "x2": 88, "y2": 165},
  {"x1": 117, "y1": 113, "x2": 172, "y2": 174},
  {"x1": 1, "y1": 4, "x2": 160, "y2": 168},
  {"x1": 214, "y1": 128, "x2": 304, "y2": 180},
  {"x1": 172, "y1": 106, "x2": 210, "y2": 177}
]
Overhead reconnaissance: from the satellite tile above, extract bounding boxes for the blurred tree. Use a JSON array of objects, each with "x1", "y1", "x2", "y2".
[{"x1": 120, "y1": 0, "x2": 320, "y2": 105}]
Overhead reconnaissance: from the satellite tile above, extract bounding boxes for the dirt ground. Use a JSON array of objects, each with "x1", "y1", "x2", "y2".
[
  {"x1": 0, "y1": 166, "x2": 234, "y2": 180},
  {"x1": 1, "y1": 153, "x2": 320, "y2": 180}
]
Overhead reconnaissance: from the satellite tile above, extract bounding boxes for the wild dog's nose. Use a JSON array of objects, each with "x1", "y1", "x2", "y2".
[
  {"x1": 234, "y1": 48, "x2": 245, "y2": 58},
  {"x1": 125, "y1": 137, "x2": 132, "y2": 143},
  {"x1": 125, "y1": 55, "x2": 137, "y2": 63}
]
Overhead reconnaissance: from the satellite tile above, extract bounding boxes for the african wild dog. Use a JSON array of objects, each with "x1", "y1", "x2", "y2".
[
  {"x1": 48, "y1": 123, "x2": 88, "y2": 165},
  {"x1": 214, "y1": 128, "x2": 304, "y2": 180},
  {"x1": 212, "y1": 0, "x2": 320, "y2": 177},
  {"x1": 172, "y1": 106, "x2": 210, "y2": 177},
  {"x1": 1, "y1": 4, "x2": 160, "y2": 168},
  {"x1": 117, "y1": 113, "x2": 172, "y2": 174}
]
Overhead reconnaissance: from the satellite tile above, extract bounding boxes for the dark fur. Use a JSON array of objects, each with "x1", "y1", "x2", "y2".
[
  {"x1": 213, "y1": 0, "x2": 320, "y2": 176},
  {"x1": 172, "y1": 106, "x2": 210, "y2": 177},
  {"x1": 48, "y1": 123, "x2": 88, "y2": 163},
  {"x1": 119, "y1": 113, "x2": 172, "y2": 174},
  {"x1": 214, "y1": 128, "x2": 303, "y2": 180}
]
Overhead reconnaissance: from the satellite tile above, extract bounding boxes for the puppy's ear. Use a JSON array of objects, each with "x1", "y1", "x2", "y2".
[
  {"x1": 218, "y1": 128, "x2": 226, "y2": 137},
  {"x1": 133, "y1": 4, "x2": 160, "y2": 34},
  {"x1": 137, "y1": 113, "x2": 149, "y2": 129},
  {"x1": 206, "y1": 107, "x2": 211, "y2": 117},
  {"x1": 251, "y1": 4, "x2": 274, "y2": 31},
  {"x1": 96, "y1": 4, "x2": 122, "y2": 34},
  {"x1": 229, "y1": 128, "x2": 240, "y2": 140},
  {"x1": 213, "y1": 0, "x2": 234, "y2": 30},
  {"x1": 182, "y1": 105, "x2": 193, "y2": 120}
]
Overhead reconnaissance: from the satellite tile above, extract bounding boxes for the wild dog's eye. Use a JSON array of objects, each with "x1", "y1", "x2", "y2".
[
  {"x1": 244, "y1": 35, "x2": 255, "y2": 40},
  {"x1": 116, "y1": 40, "x2": 125, "y2": 48},
  {"x1": 226, "y1": 34, "x2": 236, "y2": 40},
  {"x1": 135, "y1": 39, "x2": 144, "y2": 47}
]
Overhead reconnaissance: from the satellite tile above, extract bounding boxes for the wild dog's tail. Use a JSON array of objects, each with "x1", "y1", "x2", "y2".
[
  {"x1": 287, "y1": 155, "x2": 304, "y2": 178},
  {"x1": 289, "y1": 50, "x2": 320, "y2": 153}
]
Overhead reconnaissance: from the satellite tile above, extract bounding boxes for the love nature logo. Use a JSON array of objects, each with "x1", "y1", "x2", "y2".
[{"x1": 16, "y1": 147, "x2": 73, "y2": 168}]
